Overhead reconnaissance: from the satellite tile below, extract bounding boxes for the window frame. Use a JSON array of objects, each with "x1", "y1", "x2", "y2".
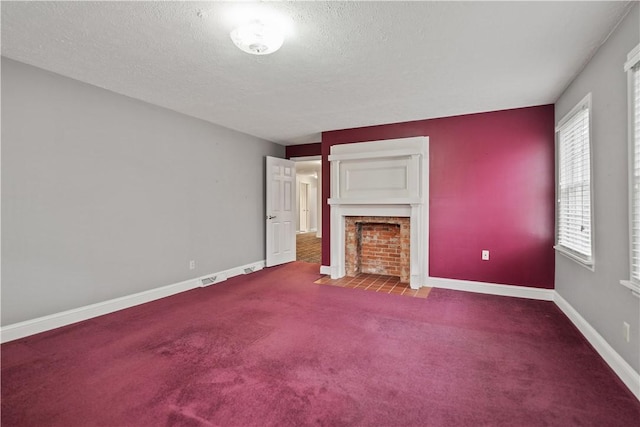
[
  {"x1": 554, "y1": 93, "x2": 595, "y2": 269},
  {"x1": 621, "y1": 43, "x2": 640, "y2": 297}
]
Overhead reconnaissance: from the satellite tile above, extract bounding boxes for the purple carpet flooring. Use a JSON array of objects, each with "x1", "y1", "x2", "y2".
[{"x1": 2, "y1": 262, "x2": 639, "y2": 426}]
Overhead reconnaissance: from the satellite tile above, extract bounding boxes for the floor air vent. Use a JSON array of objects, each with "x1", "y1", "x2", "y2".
[
  {"x1": 244, "y1": 266, "x2": 255, "y2": 274},
  {"x1": 201, "y1": 276, "x2": 218, "y2": 286}
]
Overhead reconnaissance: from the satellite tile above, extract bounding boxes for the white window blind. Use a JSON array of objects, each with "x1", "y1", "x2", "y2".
[
  {"x1": 631, "y1": 64, "x2": 640, "y2": 283},
  {"x1": 556, "y1": 97, "x2": 592, "y2": 264}
]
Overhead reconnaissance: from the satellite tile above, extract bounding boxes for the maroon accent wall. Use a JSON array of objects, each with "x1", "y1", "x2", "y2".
[
  {"x1": 285, "y1": 142, "x2": 321, "y2": 159},
  {"x1": 321, "y1": 105, "x2": 555, "y2": 289}
]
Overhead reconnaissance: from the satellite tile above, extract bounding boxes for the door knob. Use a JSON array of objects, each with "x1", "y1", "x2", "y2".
[{"x1": 267, "y1": 215, "x2": 277, "y2": 220}]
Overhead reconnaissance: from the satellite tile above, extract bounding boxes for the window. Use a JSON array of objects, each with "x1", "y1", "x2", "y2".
[
  {"x1": 555, "y1": 94, "x2": 593, "y2": 267},
  {"x1": 622, "y1": 44, "x2": 640, "y2": 295}
]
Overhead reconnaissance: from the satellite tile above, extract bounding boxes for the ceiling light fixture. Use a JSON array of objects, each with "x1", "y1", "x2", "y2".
[{"x1": 230, "y1": 19, "x2": 284, "y2": 55}]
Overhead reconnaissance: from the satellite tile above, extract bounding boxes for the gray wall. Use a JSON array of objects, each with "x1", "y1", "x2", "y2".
[
  {"x1": 555, "y1": 4, "x2": 640, "y2": 372},
  {"x1": 1, "y1": 58, "x2": 284, "y2": 325}
]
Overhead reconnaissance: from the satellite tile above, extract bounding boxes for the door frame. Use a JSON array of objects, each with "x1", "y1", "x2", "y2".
[
  {"x1": 291, "y1": 156, "x2": 322, "y2": 238},
  {"x1": 299, "y1": 182, "x2": 309, "y2": 232}
]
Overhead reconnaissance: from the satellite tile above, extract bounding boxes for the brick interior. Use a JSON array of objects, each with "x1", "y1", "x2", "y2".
[
  {"x1": 360, "y1": 223, "x2": 401, "y2": 277},
  {"x1": 345, "y1": 216, "x2": 410, "y2": 283}
]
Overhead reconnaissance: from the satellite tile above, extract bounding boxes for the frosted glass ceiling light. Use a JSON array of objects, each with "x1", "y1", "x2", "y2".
[{"x1": 230, "y1": 19, "x2": 284, "y2": 55}]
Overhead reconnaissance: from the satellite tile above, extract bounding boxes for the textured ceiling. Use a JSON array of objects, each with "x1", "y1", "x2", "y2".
[{"x1": 1, "y1": 1, "x2": 633, "y2": 145}]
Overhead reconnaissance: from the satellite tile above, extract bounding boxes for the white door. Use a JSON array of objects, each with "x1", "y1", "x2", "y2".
[
  {"x1": 266, "y1": 156, "x2": 296, "y2": 267},
  {"x1": 300, "y1": 182, "x2": 309, "y2": 232}
]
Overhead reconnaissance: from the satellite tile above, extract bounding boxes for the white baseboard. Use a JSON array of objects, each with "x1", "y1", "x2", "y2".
[
  {"x1": 318, "y1": 269, "x2": 554, "y2": 301},
  {"x1": 427, "y1": 277, "x2": 638, "y2": 400},
  {"x1": 296, "y1": 230, "x2": 317, "y2": 234},
  {"x1": 0, "y1": 260, "x2": 265, "y2": 344},
  {"x1": 216, "y1": 260, "x2": 264, "y2": 281},
  {"x1": 554, "y1": 292, "x2": 640, "y2": 400},
  {"x1": 4, "y1": 261, "x2": 638, "y2": 401},
  {"x1": 426, "y1": 276, "x2": 555, "y2": 301}
]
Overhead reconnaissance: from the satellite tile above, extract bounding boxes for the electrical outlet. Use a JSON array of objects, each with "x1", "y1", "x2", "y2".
[
  {"x1": 189, "y1": 260, "x2": 196, "y2": 270},
  {"x1": 481, "y1": 250, "x2": 490, "y2": 261},
  {"x1": 623, "y1": 322, "x2": 630, "y2": 343}
]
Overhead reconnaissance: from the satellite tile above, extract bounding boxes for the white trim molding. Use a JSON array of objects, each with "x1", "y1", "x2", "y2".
[
  {"x1": 426, "y1": 278, "x2": 638, "y2": 399},
  {"x1": 318, "y1": 255, "x2": 640, "y2": 399},
  {"x1": 554, "y1": 93, "x2": 595, "y2": 270},
  {"x1": 620, "y1": 280, "x2": 640, "y2": 298},
  {"x1": 554, "y1": 292, "x2": 640, "y2": 400},
  {"x1": 0, "y1": 277, "x2": 199, "y2": 344},
  {"x1": 427, "y1": 277, "x2": 555, "y2": 301},
  {"x1": 289, "y1": 155, "x2": 321, "y2": 162},
  {"x1": 0, "y1": 260, "x2": 265, "y2": 344},
  {"x1": 623, "y1": 43, "x2": 640, "y2": 296},
  {"x1": 5, "y1": 258, "x2": 638, "y2": 401},
  {"x1": 624, "y1": 43, "x2": 640, "y2": 72}
]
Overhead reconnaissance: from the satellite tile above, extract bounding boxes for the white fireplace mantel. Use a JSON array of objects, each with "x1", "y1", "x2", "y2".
[{"x1": 328, "y1": 137, "x2": 429, "y2": 289}]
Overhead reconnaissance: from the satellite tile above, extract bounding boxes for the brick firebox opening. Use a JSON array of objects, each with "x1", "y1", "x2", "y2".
[{"x1": 345, "y1": 216, "x2": 410, "y2": 283}]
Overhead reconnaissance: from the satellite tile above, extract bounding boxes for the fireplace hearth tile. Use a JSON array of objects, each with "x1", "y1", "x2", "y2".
[{"x1": 313, "y1": 273, "x2": 431, "y2": 299}]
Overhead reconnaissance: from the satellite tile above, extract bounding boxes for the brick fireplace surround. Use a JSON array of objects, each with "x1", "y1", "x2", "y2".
[{"x1": 345, "y1": 216, "x2": 410, "y2": 282}]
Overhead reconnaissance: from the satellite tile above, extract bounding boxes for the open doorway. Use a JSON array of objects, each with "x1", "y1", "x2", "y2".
[{"x1": 293, "y1": 158, "x2": 322, "y2": 264}]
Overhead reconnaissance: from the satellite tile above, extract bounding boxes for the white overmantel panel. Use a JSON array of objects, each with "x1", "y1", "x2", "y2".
[
  {"x1": 329, "y1": 137, "x2": 427, "y2": 205},
  {"x1": 329, "y1": 137, "x2": 429, "y2": 288}
]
